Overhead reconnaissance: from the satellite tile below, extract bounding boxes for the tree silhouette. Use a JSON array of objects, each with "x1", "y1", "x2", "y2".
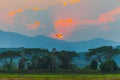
[
  {"x1": 100, "y1": 59, "x2": 118, "y2": 73},
  {"x1": 51, "y1": 48, "x2": 57, "y2": 72},
  {"x1": 0, "y1": 51, "x2": 20, "y2": 70},
  {"x1": 90, "y1": 60, "x2": 98, "y2": 70},
  {"x1": 86, "y1": 46, "x2": 120, "y2": 64},
  {"x1": 56, "y1": 51, "x2": 79, "y2": 69}
]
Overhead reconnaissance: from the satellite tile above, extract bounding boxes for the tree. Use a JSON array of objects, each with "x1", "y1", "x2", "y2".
[
  {"x1": 56, "y1": 51, "x2": 79, "y2": 69},
  {"x1": 90, "y1": 60, "x2": 98, "y2": 70},
  {"x1": 85, "y1": 46, "x2": 120, "y2": 64},
  {"x1": 27, "y1": 62, "x2": 33, "y2": 70},
  {"x1": 37, "y1": 56, "x2": 52, "y2": 70},
  {"x1": 0, "y1": 51, "x2": 20, "y2": 71},
  {"x1": 51, "y1": 48, "x2": 57, "y2": 72},
  {"x1": 18, "y1": 58, "x2": 26, "y2": 70},
  {"x1": 22, "y1": 48, "x2": 51, "y2": 70},
  {"x1": 100, "y1": 59, "x2": 118, "y2": 73}
]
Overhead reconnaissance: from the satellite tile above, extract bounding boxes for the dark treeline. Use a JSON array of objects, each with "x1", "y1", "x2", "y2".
[
  {"x1": 0, "y1": 46, "x2": 120, "y2": 74},
  {"x1": 0, "y1": 48, "x2": 79, "y2": 73}
]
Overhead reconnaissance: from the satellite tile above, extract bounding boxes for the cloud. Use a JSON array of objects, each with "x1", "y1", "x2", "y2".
[
  {"x1": 0, "y1": 0, "x2": 120, "y2": 41},
  {"x1": 9, "y1": 9, "x2": 23, "y2": 17},
  {"x1": 63, "y1": 2, "x2": 67, "y2": 6},
  {"x1": 26, "y1": 21, "x2": 40, "y2": 30},
  {"x1": 98, "y1": 8, "x2": 120, "y2": 24},
  {"x1": 53, "y1": 19, "x2": 97, "y2": 39},
  {"x1": 75, "y1": 7, "x2": 120, "y2": 25},
  {"x1": 0, "y1": 0, "x2": 81, "y2": 25},
  {"x1": 63, "y1": 0, "x2": 80, "y2": 6},
  {"x1": 0, "y1": 0, "x2": 81, "y2": 11},
  {"x1": 6, "y1": 6, "x2": 120, "y2": 40},
  {"x1": 53, "y1": 19, "x2": 79, "y2": 38},
  {"x1": 32, "y1": 8, "x2": 41, "y2": 11},
  {"x1": 52, "y1": 7, "x2": 120, "y2": 39}
]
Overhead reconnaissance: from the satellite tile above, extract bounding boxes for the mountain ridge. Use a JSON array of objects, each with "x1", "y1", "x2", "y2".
[{"x1": 0, "y1": 30, "x2": 119, "y2": 52}]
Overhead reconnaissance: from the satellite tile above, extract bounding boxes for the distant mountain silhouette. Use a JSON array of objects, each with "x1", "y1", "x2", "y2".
[
  {"x1": 0, "y1": 30, "x2": 119, "y2": 52},
  {"x1": 72, "y1": 38, "x2": 119, "y2": 52}
]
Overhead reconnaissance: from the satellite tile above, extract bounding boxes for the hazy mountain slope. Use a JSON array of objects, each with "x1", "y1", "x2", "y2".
[
  {"x1": 0, "y1": 30, "x2": 119, "y2": 52},
  {"x1": 72, "y1": 38, "x2": 119, "y2": 52}
]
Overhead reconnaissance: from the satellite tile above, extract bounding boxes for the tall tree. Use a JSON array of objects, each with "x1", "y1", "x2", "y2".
[
  {"x1": 100, "y1": 59, "x2": 118, "y2": 73},
  {"x1": 22, "y1": 48, "x2": 51, "y2": 70},
  {"x1": 85, "y1": 46, "x2": 120, "y2": 64},
  {"x1": 0, "y1": 51, "x2": 20, "y2": 70},
  {"x1": 51, "y1": 48, "x2": 57, "y2": 72},
  {"x1": 90, "y1": 60, "x2": 98, "y2": 70},
  {"x1": 18, "y1": 58, "x2": 26, "y2": 70},
  {"x1": 56, "y1": 51, "x2": 79, "y2": 69}
]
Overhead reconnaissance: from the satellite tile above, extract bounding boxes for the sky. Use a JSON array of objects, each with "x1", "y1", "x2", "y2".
[{"x1": 0, "y1": 0, "x2": 120, "y2": 42}]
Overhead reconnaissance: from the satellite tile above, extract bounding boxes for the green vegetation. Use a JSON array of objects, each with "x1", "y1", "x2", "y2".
[
  {"x1": 0, "y1": 74, "x2": 120, "y2": 80},
  {"x1": 100, "y1": 59, "x2": 118, "y2": 73},
  {"x1": 90, "y1": 60, "x2": 98, "y2": 70},
  {"x1": 85, "y1": 46, "x2": 120, "y2": 73}
]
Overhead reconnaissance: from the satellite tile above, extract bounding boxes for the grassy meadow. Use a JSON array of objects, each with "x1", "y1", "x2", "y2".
[{"x1": 0, "y1": 74, "x2": 120, "y2": 80}]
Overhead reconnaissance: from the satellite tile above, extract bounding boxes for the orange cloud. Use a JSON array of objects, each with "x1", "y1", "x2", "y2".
[
  {"x1": 8, "y1": 7, "x2": 42, "y2": 18},
  {"x1": 71, "y1": 0, "x2": 81, "y2": 4},
  {"x1": 63, "y1": 0, "x2": 80, "y2": 6},
  {"x1": 35, "y1": 21, "x2": 40, "y2": 26},
  {"x1": 63, "y1": 2, "x2": 67, "y2": 6},
  {"x1": 9, "y1": 11, "x2": 16, "y2": 17},
  {"x1": 9, "y1": 9, "x2": 23, "y2": 17},
  {"x1": 9, "y1": 7, "x2": 41, "y2": 16},
  {"x1": 54, "y1": 19, "x2": 79, "y2": 39},
  {"x1": 54, "y1": 18, "x2": 100, "y2": 38},
  {"x1": 16, "y1": 9, "x2": 23, "y2": 13},
  {"x1": 66, "y1": 0, "x2": 80, "y2": 4},
  {"x1": 32, "y1": 7, "x2": 41, "y2": 11},
  {"x1": 53, "y1": 7, "x2": 120, "y2": 39},
  {"x1": 27, "y1": 21, "x2": 40, "y2": 30},
  {"x1": 53, "y1": 19, "x2": 99, "y2": 39}
]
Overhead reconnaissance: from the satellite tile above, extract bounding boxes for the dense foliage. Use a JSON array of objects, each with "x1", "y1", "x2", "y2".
[
  {"x1": 0, "y1": 46, "x2": 119, "y2": 73},
  {"x1": 100, "y1": 59, "x2": 118, "y2": 73},
  {"x1": 90, "y1": 60, "x2": 98, "y2": 70},
  {"x1": 0, "y1": 48, "x2": 79, "y2": 73}
]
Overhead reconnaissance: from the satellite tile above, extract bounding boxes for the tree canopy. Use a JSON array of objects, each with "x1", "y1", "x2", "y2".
[{"x1": 85, "y1": 46, "x2": 120, "y2": 63}]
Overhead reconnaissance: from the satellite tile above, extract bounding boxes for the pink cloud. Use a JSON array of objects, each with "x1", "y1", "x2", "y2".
[
  {"x1": 79, "y1": 7, "x2": 120, "y2": 25},
  {"x1": 98, "y1": 8, "x2": 120, "y2": 24}
]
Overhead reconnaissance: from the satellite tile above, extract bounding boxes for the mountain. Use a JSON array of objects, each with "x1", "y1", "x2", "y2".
[
  {"x1": 72, "y1": 38, "x2": 119, "y2": 52},
  {"x1": 0, "y1": 30, "x2": 119, "y2": 52}
]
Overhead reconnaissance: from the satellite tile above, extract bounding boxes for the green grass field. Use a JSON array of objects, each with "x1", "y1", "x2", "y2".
[{"x1": 0, "y1": 74, "x2": 120, "y2": 80}]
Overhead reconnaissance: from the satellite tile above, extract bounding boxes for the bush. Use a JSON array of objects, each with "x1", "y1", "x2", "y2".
[{"x1": 100, "y1": 59, "x2": 118, "y2": 73}]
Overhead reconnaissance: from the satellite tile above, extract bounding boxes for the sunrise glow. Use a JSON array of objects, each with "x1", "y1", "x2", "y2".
[{"x1": 55, "y1": 33, "x2": 63, "y2": 40}]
